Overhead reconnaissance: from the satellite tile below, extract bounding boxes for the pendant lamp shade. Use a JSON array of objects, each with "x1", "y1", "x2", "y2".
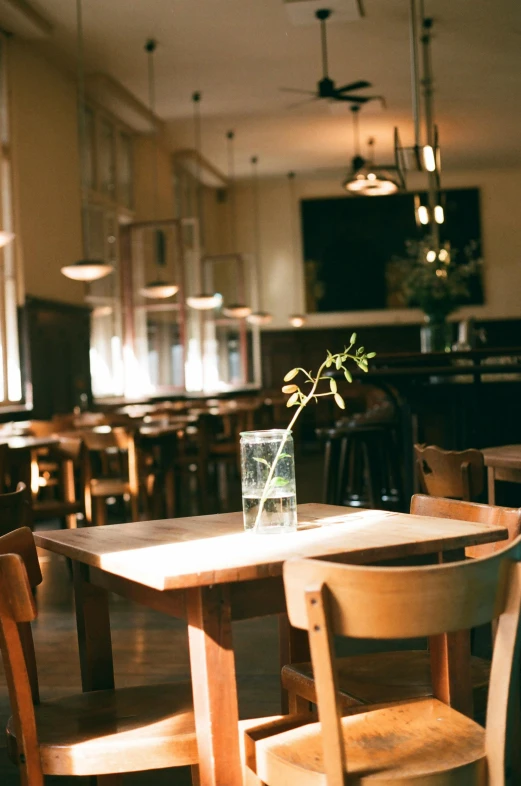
[
  {"x1": 186, "y1": 292, "x2": 223, "y2": 311},
  {"x1": 61, "y1": 259, "x2": 114, "y2": 282},
  {"x1": 223, "y1": 303, "x2": 252, "y2": 319},
  {"x1": 343, "y1": 166, "x2": 399, "y2": 196},
  {"x1": 289, "y1": 314, "x2": 306, "y2": 328},
  {"x1": 247, "y1": 311, "x2": 272, "y2": 326},
  {"x1": 139, "y1": 280, "x2": 180, "y2": 299},
  {"x1": 0, "y1": 231, "x2": 14, "y2": 249},
  {"x1": 62, "y1": 0, "x2": 114, "y2": 283}
]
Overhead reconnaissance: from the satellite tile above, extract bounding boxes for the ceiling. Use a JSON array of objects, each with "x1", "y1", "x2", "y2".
[{"x1": 29, "y1": 0, "x2": 521, "y2": 176}]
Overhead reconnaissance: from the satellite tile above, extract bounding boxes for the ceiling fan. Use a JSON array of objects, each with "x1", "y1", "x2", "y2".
[{"x1": 281, "y1": 8, "x2": 384, "y2": 108}]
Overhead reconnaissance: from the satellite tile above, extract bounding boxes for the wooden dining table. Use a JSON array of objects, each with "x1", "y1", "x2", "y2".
[
  {"x1": 482, "y1": 444, "x2": 521, "y2": 504},
  {"x1": 34, "y1": 503, "x2": 507, "y2": 786}
]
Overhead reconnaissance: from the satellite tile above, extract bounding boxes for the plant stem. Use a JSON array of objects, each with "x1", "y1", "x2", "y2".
[{"x1": 253, "y1": 357, "x2": 329, "y2": 531}]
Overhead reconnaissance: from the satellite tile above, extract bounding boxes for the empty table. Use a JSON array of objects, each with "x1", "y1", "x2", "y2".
[
  {"x1": 35, "y1": 503, "x2": 507, "y2": 786},
  {"x1": 482, "y1": 444, "x2": 521, "y2": 504}
]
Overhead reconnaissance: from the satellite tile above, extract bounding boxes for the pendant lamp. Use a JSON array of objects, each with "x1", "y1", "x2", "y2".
[
  {"x1": 343, "y1": 108, "x2": 401, "y2": 196},
  {"x1": 186, "y1": 92, "x2": 221, "y2": 311},
  {"x1": 247, "y1": 156, "x2": 272, "y2": 326},
  {"x1": 139, "y1": 40, "x2": 179, "y2": 299},
  {"x1": 222, "y1": 130, "x2": 251, "y2": 319},
  {"x1": 285, "y1": 172, "x2": 306, "y2": 327},
  {"x1": 62, "y1": 0, "x2": 113, "y2": 282}
]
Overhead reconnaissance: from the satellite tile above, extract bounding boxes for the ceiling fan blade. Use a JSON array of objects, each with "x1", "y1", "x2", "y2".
[
  {"x1": 333, "y1": 94, "x2": 371, "y2": 103},
  {"x1": 279, "y1": 87, "x2": 317, "y2": 96},
  {"x1": 286, "y1": 96, "x2": 321, "y2": 110},
  {"x1": 335, "y1": 80, "x2": 372, "y2": 93}
]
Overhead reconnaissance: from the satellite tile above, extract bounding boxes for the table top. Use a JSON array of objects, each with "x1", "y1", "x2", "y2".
[
  {"x1": 0, "y1": 435, "x2": 60, "y2": 451},
  {"x1": 34, "y1": 503, "x2": 508, "y2": 592},
  {"x1": 482, "y1": 444, "x2": 521, "y2": 468}
]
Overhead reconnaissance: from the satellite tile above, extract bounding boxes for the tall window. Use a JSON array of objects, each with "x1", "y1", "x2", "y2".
[
  {"x1": 86, "y1": 105, "x2": 134, "y2": 399},
  {"x1": 0, "y1": 36, "x2": 22, "y2": 405}
]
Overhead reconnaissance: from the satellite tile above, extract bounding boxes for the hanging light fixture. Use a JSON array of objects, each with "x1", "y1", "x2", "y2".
[
  {"x1": 139, "y1": 40, "x2": 179, "y2": 299},
  {"x1": 285, "y1": 172, "x2": 306, "y2": 328},
  {"x1": 62, "y1": 0, "x2": 113, "y2": 282},
  {"x1": 186, "y1": 91, "x2": 221, "y2": 311},
  {"x1": 0, "y1": 232, "x2": 14, "y2": 249},
  {"x1": 394, "y1": 4, "x2": 443, "y2": 248},
  {"x1": 342, "y1": 107, "x2": 402, "y2": 196},
  {"x1": 221, "y1": 130, "x2": 251, "y2": 319},
  {"x1": 247, "y1": 155, "x2": 272, "y2": 326}
]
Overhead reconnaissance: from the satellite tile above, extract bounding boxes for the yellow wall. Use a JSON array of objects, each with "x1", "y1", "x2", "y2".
[
  {"x1": 234, "y1": 169, "x2": 521, "y2": 329},
  {"x1": 9, "y1": 38, "x2": 85, "y2": 305},
  {"x1": 132, "y1": 132, "x2": 174, "y2": 222}
]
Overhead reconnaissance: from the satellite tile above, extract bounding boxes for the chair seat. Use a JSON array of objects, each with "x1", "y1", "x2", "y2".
[
  {"x1": 245, "y1": 698, "x2": 486, "y2": 785},
  {"x1": 7, "y1": 682, "x2": 197, "y2": 777},
  {"x1": 282, "y1": 650, "x2": 491, "y2": 714},
  {"x1": 90, "y1": 478, "x2": 130, "y2": 497},
  {"x1": 33, "y1": 498, "x2": 83, "y2": 520}
]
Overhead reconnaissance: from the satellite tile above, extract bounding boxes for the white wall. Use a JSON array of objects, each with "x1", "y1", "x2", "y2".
[{"x1": 234, "y1": 168, "x2": 521, "y2": 330}]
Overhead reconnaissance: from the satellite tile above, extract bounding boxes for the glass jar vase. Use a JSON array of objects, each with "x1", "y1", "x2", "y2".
[
  {"x1": 420, "y1": 315, "x2": 453, "y2": 353},
  {"x1": 240, "y1": 429, "x2": 297, "y2": 534}
]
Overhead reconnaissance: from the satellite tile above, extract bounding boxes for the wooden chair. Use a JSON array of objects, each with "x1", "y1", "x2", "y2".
[
  {"x1": 245, "y1": 535, "x2": 521, "y2": 785},
  {"x1": 81, "y1": 428, "x2": 139, "y2": 526},
  {"x1": 281, "y1": 495, "x2": 521, "y2": 720},
  {"x1": 32, "y1": 437, "x2": 84, "y2": 529},
  {"x1": 0, "y1": 483, "x2": 30, "y2": 536},
  {"x1": 415, "y1": 443, "x2": 485, "y2": 501},
  {"x1": 0, "y1": 527, "x2": 199, "y2": 785}
]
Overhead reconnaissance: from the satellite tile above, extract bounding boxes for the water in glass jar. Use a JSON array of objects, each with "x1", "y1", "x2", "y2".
[{"x1": 242, "y1": 490, "x2": 297, "y2": 534}]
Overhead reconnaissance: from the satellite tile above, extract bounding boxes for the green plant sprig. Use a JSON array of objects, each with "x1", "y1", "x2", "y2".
[{"x1": 252, "y1": 334, "x2": 375, "y2": 531}]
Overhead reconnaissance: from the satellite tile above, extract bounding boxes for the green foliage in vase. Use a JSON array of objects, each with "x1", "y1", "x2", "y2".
[
  {"x1": 252, "y1": 336, "x2": 375, "y2": 530},
  {"x1": 395, "y1": 237, "x2": 482, "y2": 322}
]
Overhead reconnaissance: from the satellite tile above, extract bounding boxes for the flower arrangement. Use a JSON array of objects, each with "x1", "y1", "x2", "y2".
[{"x1": 394, "y1": 237, "x2": 481, "y2": 322}]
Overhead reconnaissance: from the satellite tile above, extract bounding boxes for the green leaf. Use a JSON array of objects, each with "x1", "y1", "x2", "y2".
[
  {"x1": 329, "y1": 378, "x2": 337, "y2": 394},
  {"x1": 278, "y1": 453, "x2": 291, "y2": 459},
  {"x1": 325, "y1": 357, "x2": 332, "y2": 368},
  {"x1": 350, "y1": 332, "x2": 357, "y2": 344},
  {"x1": 253, "y1": 457, "x2": 270, "y2": 466},
  {"x1": 335, "y1": 356, "x2": 342, "y2": 369},
  {"x1": 334, "y1": 393, "x2": 345, "y2": 410},
  {"x1": 366, "y1": 352, "x2": 376, "y2": 358},
  {"x1": 344, "y1": 368, "x2": 352, "y2": 383},
  {"x1": 284, "y1": 368, "x2": 299, "y2": 382},
  {"x1": 272, "y1": 476, "x2": 290, "y2": 487}
]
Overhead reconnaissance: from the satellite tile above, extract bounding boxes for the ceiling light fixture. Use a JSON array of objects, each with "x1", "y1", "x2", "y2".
[
  {"x1": 342, "y1": 109, "x2": 403, "y2": 196},
  {"x1": 186, "y1": 91, "x2": 220, "y2": 311},
  {"x1": 139, "y1": 39, "x2": 178, "y2": 300},
  {"x1": 62, "y1": 0, "x2": 114, "y2": 283},
  {"x1": 394, "y1": 5, "x2": 443, "y2": 247},
  {"x1": 286, "y1": 171, "x2": 307, "y2": 327},
  {"x1": 221, "y1": 130, "x2": 251, "y2": 319},
  {"x1": 247, "y1": 155, "x2": 272, "y2": 327}
]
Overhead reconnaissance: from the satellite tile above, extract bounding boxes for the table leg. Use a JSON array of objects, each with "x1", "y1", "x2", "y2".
[
  {"x1": 186, "y1": 584, "x2": 242, "y2": 786},
  {"x1": 429, "y1": 548, "x2": 473, "y2": 718},
  {"x1": 73, "y1": 562, "x2": 114, "y2": 692},
  {"x1": 487, "y1": 466, "x2": 496, "y2": 505},
  {"x1": 279, "y1": 613, "x2": 310, "y2": 714}
]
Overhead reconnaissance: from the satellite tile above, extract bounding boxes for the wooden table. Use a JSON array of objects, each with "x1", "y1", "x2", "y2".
[
  {"x1": 482, "y1": 444, "x2": 521, "y2": 504},
  {"x1": 34, "y1": 503, "x2": 507, "y2": 786},
  {"x1": 1, "y1": 435, "x2": 60, "y2": 493}
]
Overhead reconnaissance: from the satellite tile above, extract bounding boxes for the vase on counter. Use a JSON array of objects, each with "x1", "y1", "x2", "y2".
[{"x1": 420, "y1": 315, "x2": 453, "y2": 353}]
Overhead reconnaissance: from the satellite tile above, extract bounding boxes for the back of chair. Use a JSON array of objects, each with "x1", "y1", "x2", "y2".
[
  {"x1": 411, "y1": 494, "x2": 521, "y2": 558},
  {"x1": 283, "y1": 539, "x2": 521, "y2": 785},
  {"x1": 415, "y1": 444, "x2": 485, "y2": 501},
  {"x1": 0, "y1": 527, "x2": 43, "y2": 784},
  {"x1": 0, "y1": 483, "x2": 31, "y2": 536}
]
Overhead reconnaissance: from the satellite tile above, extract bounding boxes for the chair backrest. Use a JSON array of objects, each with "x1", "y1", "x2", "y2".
[
  {"x1": 80, "y1": 428, "x2": 138, "y2": 498},
  {"x1": 0, "y1": 527, "x2": 43, "y2": 784},
  {"x1": 411, "y1": 494, "x2": 521, "y2": 558},
  {"x1": 0, "y1": 483, "x2": 31, "y2": 536},
  {"x1": 415, "y1": 443, "x2": 485, "y2": 501},
  {"x1": 283, "y1": 538, "x2": 521, "y2": 785}
]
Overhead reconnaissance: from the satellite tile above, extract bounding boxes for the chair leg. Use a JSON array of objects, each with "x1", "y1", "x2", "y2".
[
  {"x1": 129, "y1": 492, "x2": 139, "y2": 523},
  {"x1": 164, "y1": 466, "x2": 176, "y2": 518},
  {"x1": 288, "y1": 690, "x2": 313, "y2": 714},
  {"x1": 94, "y1": 496, "x2": 108, "y2": 527},
  {"x1": 190, "y1": 764, "x2": 201, "y2": 786}
]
